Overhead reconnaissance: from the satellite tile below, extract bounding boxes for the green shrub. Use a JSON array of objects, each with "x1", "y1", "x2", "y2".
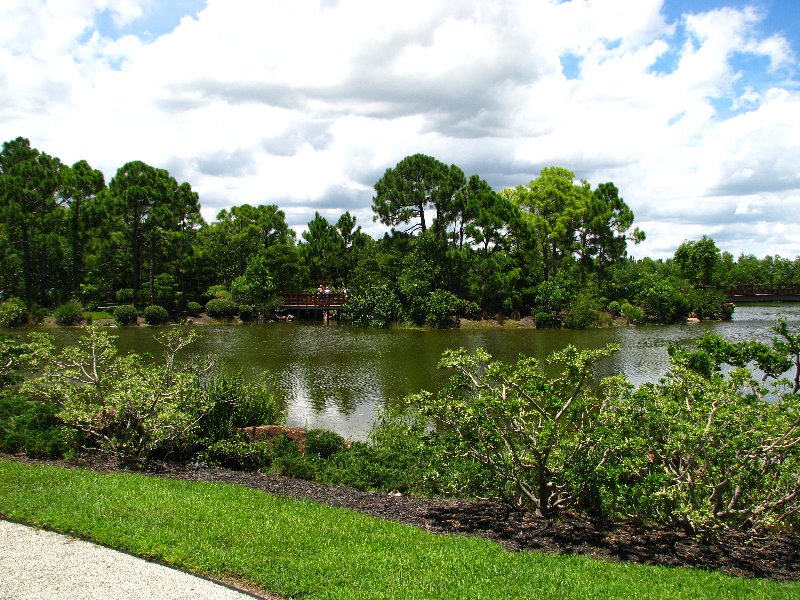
[
  {"x1": 688, "y1": 288, "x2": 734, "y2": 321},
  {"x1": 620, "y1": 302, "x2": 644, "y2": 324},
  {"x1": 633, "y1": 274, "x2": 690, "y2": 324},
  {"x1": 365, "y1": 406, "x2": 499, "y2": 498},
  {"x1": 143, "y1": 305, "x2": 170, "y2": 325},
  {"x1": 535, "y1": 273, "x2": 576, "y2": 315},
  {"x1": 115, "y1": 288, "x2": 134, "y2": 304},
  {"x1": 238, "y1": 304, "x2": 255, "y2": 322},
  {"x1": 0, "y1": 393, "x2": 72, "y2": 459},
  {"x1": 534, "y1": 311, "x2": 558, "y2": 328},
  {"x1": 54, "y1": 301, "x2": 84, "y2": 326},
  {"x1": 607, "y1": 300, "x2": 621, "y2": 315},
  {"x1": 0, "y1": 298, "x2": 28, "y2": 328},
  {"x1": 564, "y1": 293, "x2": 600, "y2": 329},
  {"x1": 205, "y1": 298, "x2": 238, "y2": 321},
  {"x1": 305, "y1": 429, "x2": 346, "y2": 459},
  {"x1": 317, "y1": 442, "x2": 411, "y2": 491},
  {"x1": 271, "y1": 453, "x2": 319, "y2": 480},
  {"x1": 186, "y1": 301, "x2": 202, "y2": 317},
  {"x1": 405, "y1": 344, "x2": 620, "y2": 516},
  {"x1": 113, "y1": 304, "x2": 138, "y2": 326},
  {"x1": 199, "y1": 439, "x2": 271, "y2": 471},
  {"x1": 269, "y1": 434, "x2": 319, "y2": 478},
  {"x1": 342, "y1": 283, "x2": 403, "y2": 328},
  {"x1": 416, "y1": 432, "x2": 500, "y2": 499},
  {"x1": 22, "y1": 326, "x2": 207, "y2": 464},
  {"x1": 424, "y1": 289, "x2": 461, "y2": 328},
  {"x1": 613, "y1": 323, "x2": 800, "y2": 531},
  {"x1": 271, "y1": 433, "x2": 301, "y2": 458},
  {"x1": 197, "y1": 372, "x2": 285, "y2": 443},
  {"x1": 29, "y1": 304, "x2": 46, "y2": 325}
]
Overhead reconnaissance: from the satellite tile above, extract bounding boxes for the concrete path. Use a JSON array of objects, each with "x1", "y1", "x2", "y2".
[{"x1": 0, "y1": 520, "x2": 267, "y2": 599}]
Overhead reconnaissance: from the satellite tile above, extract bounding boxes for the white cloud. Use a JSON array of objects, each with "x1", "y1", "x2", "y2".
[{"x1": 0, "y1": 0, "x2": 798, "y2": 258}]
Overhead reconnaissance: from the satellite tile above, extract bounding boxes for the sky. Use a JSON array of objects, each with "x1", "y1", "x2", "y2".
[{"x1": 1, "y1": 0, "x2": 798, "y2": 260}]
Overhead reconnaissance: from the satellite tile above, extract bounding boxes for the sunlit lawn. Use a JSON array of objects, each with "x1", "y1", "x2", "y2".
[{"x1": 1, "y1": 458, "x2": 797, "y2": 600}]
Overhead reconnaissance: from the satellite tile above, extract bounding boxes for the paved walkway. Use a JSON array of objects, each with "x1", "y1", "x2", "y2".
[{"x1": 0, "y1": 520, "x2": 266, "y2": 599}]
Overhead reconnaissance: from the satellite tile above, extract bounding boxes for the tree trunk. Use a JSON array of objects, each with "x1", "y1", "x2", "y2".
[
  {"x1": 578, "y1": 231, "x2": 588, "y2": 285},
  {"x1": 132, "y1": 221, "x2": 141, "y2": 305},
  {"x1": 20, "y1": 218, "x2": 33, "y2": 305},
  {"x1": 38, "y1": 242, "x2": 47, "y2": 306},
  {"x1": 541, "y1": 240, "x2": 550, "y2": 282},
  {"x1": 149, "y1": 229, "x2": 157, "y2": 305},
  {"x1": 71, "y1": 205, "x2": 82, "y2": 294},
  {"x1": 537, "y1": 462, "x2": 551, "y2": 518}
]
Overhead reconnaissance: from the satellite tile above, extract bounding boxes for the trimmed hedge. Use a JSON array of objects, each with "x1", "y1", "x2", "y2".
[
  {"x1": 113, "y1": 304, "x2": 138, "y2": 326},
  {"x1": 205, "y1": 298, "x2": 238, "y2": 321},
  {"x1": 143, "y1": 305, "x2": 169, "y2": 325}
]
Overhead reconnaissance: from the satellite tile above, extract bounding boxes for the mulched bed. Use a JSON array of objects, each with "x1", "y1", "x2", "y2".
[{"x1": 5, "y1": 454, "x2": 799, "y2": 582}]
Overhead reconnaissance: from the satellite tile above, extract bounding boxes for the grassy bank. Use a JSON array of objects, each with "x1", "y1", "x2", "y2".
[{"x1": 1, "y1": 459, "x2": 797, "y2": 600}]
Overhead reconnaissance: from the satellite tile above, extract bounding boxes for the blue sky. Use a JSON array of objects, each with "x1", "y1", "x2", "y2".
[
  {"x1": 1, "y1": 0, "x2": 799, "y2": 259},
  {"x1": 94, "y1": 1, "x2": 206, "y2": 40}
]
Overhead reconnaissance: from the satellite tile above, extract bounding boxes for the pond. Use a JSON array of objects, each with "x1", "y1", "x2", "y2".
[{"x1": 8, "y1": 304, "x2": 800, "y2": 440}]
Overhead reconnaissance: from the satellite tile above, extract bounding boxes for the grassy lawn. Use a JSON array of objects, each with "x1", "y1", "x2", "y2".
[
  {"x1": 82, "y1": 311, "x2": 115, "y2": 320},
  {"x1": 0, "y1": 458, "x2": 796, "y2": 600}
]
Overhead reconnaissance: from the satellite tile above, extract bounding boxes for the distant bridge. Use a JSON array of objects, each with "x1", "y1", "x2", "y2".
[
  {"x1": 721, "y1": 284, "x2": 800, "y2": 303},
  {"x1": 279, "y1": 292, "x2": 347, "y2": 311}
]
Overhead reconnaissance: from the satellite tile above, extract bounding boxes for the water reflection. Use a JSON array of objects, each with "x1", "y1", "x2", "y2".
[{"x1": 5, "y1": 304, "x2": 798, "y2": 440}]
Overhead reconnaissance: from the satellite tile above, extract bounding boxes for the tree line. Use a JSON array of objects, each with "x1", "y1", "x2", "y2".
[{"x1": 1, "y1": 136, "x2": 798, "y2": 327}]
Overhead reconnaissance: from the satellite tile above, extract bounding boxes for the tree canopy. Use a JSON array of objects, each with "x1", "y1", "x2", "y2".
[
  {"x1": 2, "y1": 140, "x2": 797, "y2": 329},
  {"x1": 372, "y1": 153, "x2": 465, "y2": 235}
]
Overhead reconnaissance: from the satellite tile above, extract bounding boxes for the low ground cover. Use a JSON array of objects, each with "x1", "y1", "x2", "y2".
[{"x1": 1, "y1": 458, "x2": 798, "y2": 599}]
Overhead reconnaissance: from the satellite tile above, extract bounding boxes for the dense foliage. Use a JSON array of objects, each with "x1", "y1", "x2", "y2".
[
  {"x1": 0, "y1": 393, "x2": 72, "y2": 458},
  {"x1": 0, "y1": 298, "x2": 27, "y2": 328},
  {"x1": 406, "y1": 344, "x2": 622, "y2": 517},
  {"x1": 8, "y1": 327, "x2": 286, "y2": 465},
  {"x1": 396, "y1": 320, "x2": 800, "y2": 532},
  {"x1": 3, "y1": 137, "x2": 794, "y2": 329}
]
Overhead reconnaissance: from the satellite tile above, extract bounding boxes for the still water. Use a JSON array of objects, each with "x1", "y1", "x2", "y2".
[{"x1": 14, "y1": 304, "x2": 800, "y2": 440}]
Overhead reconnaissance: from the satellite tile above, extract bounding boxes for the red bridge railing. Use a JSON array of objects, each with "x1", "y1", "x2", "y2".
[{"x1": 279, "y1": 292, "x2": 348, "y2": 308}]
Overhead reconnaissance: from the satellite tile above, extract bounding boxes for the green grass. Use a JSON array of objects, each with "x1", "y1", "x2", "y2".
[
  {"x1": 82, "y1": 311, "x2": 115, "y2": 320},
  {"x1": 1, "y1": 459, "x2": 797, "y2": 600}
]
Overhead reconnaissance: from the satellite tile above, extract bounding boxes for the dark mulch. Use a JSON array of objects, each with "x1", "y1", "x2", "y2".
[{"x1": 4, "y1": 454, "x2": 799, "y2": 582}]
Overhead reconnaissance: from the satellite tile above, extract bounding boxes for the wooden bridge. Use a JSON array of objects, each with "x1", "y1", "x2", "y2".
[
  {"x1": 279, "y1": 292, "x2": 348, "y2": 311},
  {"x1": 721, "y1": 284, "x2": 800, "y2": 303}
]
